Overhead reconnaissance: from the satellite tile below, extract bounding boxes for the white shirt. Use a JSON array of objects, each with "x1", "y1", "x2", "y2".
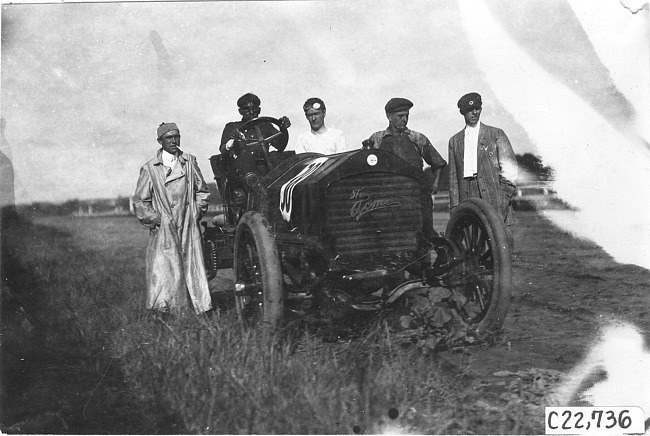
[
  {"x1": 161, "y1": 149, "x2": 178, "y2": 169},
  {"x1": 463, "y1": 123, "x2": 480, "y2": 178},
  {"x1": 294, "y1": 126, "x2": 346, "y2": 155}
]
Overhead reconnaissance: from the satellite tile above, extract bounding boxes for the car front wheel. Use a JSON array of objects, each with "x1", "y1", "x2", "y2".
[
  {"x1": 445, "y1": 198, "x2": 513, "y2": 337},
  {"x1": 233, "y1": 211, "x2": 284, "y2": 330}
]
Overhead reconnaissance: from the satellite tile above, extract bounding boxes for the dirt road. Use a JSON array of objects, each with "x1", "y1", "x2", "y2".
[{"x1": 442, "y1": 211, "x2": 650, "y2": 422}]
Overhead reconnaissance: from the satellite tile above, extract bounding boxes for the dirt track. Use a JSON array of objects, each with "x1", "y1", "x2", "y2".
[{"x1": 442, "y1": 211, "x2": 650, "y2": 412}]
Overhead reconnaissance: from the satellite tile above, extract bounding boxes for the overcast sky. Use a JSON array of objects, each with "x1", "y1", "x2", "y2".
[
  {"x1": 2, "y1": 0, "x2": 650, "y2": 267},
  {"x1": 1, "y1": 0, "x2": 644, "y2": 203}
]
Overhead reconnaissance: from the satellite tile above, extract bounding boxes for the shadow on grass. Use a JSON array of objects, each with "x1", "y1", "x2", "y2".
[{"x1": 1, "y1": 213, "x2": 186, "y2": 434}]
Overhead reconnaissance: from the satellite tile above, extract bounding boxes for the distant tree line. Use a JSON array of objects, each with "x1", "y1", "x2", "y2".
[
  {"x1": 17, "y1": 197, "x2": 132, "y2": 217},
  {"x1": 516, "y1": 153, "x2": 554, "y2": 181}
]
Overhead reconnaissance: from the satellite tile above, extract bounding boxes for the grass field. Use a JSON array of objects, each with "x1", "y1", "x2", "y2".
[{"x1": 2, "y1": 211, "x2": 648, "y2": 434}]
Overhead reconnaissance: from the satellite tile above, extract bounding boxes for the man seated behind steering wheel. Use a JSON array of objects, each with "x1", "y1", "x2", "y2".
[
  {"x1": 221, "y1": 92, "x2": 290, "y2": 153},
  {"x1": 219, "y1": 93, "x2": 291, "y2": 206}
]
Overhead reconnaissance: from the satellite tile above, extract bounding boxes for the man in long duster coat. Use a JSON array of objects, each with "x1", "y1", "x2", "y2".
[{"x1": 134, "y1": 122, "x2": 212, "y2": 313}]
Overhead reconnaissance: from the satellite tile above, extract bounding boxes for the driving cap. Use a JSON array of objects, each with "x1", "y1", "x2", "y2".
[
  {"x1": 303, "y1": 97, "x2": 326, "y2": 112},
  {"x1": 385, "y1": 97, "x2": 413, "y2": 114},
  {"x1": 157, "y1": 122, "x2": 179, "y2": 138},
  {"x1": 457, "y1": 92, "x2": 482, "y2": 114},
  {"x1": 237, "y1": 93, "x2": 261, "y2": 108}
]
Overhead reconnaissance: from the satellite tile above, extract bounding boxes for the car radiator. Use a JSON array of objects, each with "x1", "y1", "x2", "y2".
[{"x1": 327, "y1": 173, "x2": 422, "y2": 257}]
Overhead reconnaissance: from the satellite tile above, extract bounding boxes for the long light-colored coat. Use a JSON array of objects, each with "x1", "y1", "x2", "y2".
[
  {"x1": 133, "y1": 149, "x2": 212, "y2": 313},
  {"x1": 448, "y1": 123, "x2": 517, "y2": 225}
]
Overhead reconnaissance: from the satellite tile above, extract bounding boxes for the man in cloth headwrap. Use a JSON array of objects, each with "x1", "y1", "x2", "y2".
[
  {"x1": 448, "y1": 92, "x2": 519, "y2": 251},
  {"x1": 134, "y1": 122, "x2": 212, "y2": 313},
  {"x1": 362, "y1": 97, "x2": 447, "y2": 194}
]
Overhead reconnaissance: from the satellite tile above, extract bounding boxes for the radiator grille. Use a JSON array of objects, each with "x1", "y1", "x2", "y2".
[{"x1": 327, "y1": 173, "x2": 422, "y2": 256}]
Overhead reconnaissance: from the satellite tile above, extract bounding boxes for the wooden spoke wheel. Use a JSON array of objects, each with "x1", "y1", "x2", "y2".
[
  {"x1": 233, "y1": 211, "x2": 284, "y2": 329},
  {"x1": 445, "y1": 198, "x2": 512, "y2": 336}
]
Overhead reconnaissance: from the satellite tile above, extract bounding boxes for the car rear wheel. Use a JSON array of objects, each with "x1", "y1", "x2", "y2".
[
  {"x1": 233, "y1": 211, "x2": 284, "y2": 329},
  {"x1": 445, "y1": 198, "x2": 512, "y2": 337}
]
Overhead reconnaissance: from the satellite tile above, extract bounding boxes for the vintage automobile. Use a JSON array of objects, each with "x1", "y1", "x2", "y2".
[
  {"x1": 202, "y1": 117, "x2": 512, "y2": 337},
  {"x1": 511, "y1": 185, "x2": 571, "y2": 211}
]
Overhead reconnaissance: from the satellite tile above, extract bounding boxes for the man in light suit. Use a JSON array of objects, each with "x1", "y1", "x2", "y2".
[{"x1": 448, "y1": 92, "x2": 518, "y2": 250}]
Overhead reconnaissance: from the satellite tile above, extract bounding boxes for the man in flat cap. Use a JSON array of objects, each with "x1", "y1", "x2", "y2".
[
  {"x1": 363, "y1": 97, "x2": 447, "y2": 193},
  {"x1": 294, "y1": 97, "x2": 346, "y2": 155},
  {"x1": 133, "y1": 122, "x2": 212, "y2": 314},
  {"x1": 219, "y1": 93, "x2": 291, "y2": 199},
  {"x1": 220, "y1": 93, "x2": 291, "y2": 154},
  {"x1": 448, "y1": 92, "x2": 519, "y2": 250}
]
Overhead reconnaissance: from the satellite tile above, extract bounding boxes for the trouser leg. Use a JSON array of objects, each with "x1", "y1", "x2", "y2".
[
  {"x1": 465, "y1": 177, "x2": 481, "y2": 199},
  {"x1": 466, "y1": 177, "x2": 515, "y2": 254}
]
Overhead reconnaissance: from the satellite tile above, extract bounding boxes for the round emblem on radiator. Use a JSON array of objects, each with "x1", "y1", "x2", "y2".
[{"x1": 367, "y1": 154, "x2": 378, "y2": 166}]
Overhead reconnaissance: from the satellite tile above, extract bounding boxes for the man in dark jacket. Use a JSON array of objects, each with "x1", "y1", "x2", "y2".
[
  {"x1": 219, "y1": 93, "x2": 291, "y2": 197},
  {"x1": 362, "y1": 97, "x2": 447, "y2": 194},
  {"x1": 220, "y1": 93, "x2": 291, "y2": 154}
]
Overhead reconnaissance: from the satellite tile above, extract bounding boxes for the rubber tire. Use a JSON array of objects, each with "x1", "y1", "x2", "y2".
[
  {"x1": 445, "y1": 198, "x2": 512, "y2": 337},
  {"x1": 234, "y1": 211, "x2": 284, "y2": 329}
]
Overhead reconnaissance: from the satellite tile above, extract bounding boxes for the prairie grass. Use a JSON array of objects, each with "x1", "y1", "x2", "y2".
[
  {"x1": 2, "y1": 214, "x2": 546, "y2": 434},
  {"x1": 114, "y1": 311, "x2": 459, "y2": 434},
  {"x1": 112, "y1": 309, "x2": 544, "y2": 434}
]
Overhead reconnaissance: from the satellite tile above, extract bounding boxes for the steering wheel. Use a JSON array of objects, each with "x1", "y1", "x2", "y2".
[{"x1": 236, "y1": 116, "x2": 288, "y2": 149}]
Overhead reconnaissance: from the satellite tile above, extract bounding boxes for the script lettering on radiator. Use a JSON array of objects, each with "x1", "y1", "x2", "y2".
[{"x1": 349, "y1": 188, "x2": 401, "y2": 221}]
